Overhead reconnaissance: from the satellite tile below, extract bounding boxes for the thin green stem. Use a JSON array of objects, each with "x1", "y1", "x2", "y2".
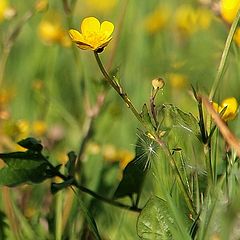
[
  {"x1": 72, "y1": 180, "x2": 142, "y2": 213},
  {"x1": 94, "y1": 52, "x2": 144, "y2": 125},
  {"x1": 49, "y1": 165, "x2": 142, "y2": 213},
  {"x1": 209, "y1": 8, "x2": 240, "y2": 100}
]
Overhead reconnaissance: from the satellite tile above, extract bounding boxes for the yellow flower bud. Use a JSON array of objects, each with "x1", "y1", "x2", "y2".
[{"x1": 152, "y1": 78, "x2": 165, "y2": 90}]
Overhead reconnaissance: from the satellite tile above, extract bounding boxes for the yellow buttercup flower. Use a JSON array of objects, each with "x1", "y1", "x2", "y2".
[
  {"x1": 220, "y1": 0, "x2": 240, "y2": 24},
  {"x1": 212, "y1": 97, "x2": 238, "y2": 122},
  {"x1": 69, "y1": 17, "x2": 114, "y2": 52}
]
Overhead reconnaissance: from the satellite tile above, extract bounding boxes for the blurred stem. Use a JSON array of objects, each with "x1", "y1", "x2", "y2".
[
  {"x1": 0, "y1": 10, "x2": 33, "y2": 87},
  {"x1": 2, "y1": 187, "x2": 20, "y2": 240},
  {"x1": 72, "y1": 181, "x2": 141, "y2": 213},
  {"x1": 0, "y1": 48, "x2": 10, "y2": 87},
  {"x1": 50, "y1": 165, "x2": 142, "y2": 213},
  {"x1": 106, "y1": 0, "x2": 129, "y2": 69},
  {"x1": 55, "y1": 191, "x2": 63, "y2": 240},
  {"x1": 209, "y1": 8, "x2": 240, "y2": 100}
]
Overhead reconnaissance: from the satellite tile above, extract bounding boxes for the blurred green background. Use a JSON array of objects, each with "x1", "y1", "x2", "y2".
[{"x1": 0, "y1": 0, "x2": 240, "y2": 239}]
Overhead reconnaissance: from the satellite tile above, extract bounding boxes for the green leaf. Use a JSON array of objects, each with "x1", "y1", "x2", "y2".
[
  {"x1": 162, "y1": 104, "x2": 201, "y2": 140},
  {"x1": 65, "y1": 151, "x2": 77, "y2": 176},
  {"x1": 137, "y1": 196, "x2": 174, "y2": 240},
  {"x1": 0, "y1": 163, "x2": 50, "y2": 186},
  {"x1": 140, "y1": 104, "x2": 155, "y2": 131},
  {"x1": 51, "y1": 178, "x2": 74, "y2": 194},
  {"x1": 0, "y1": 151, "x2": 46, "y2": 169},
  {"x1": 113, "y1": 132, "x2": 157, "y2": 200},
  {"x1": 17, "y1": 137, "x2": 43, "y2": 152}
]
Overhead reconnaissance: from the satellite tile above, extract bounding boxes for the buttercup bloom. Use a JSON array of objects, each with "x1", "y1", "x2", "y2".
[
  {"x1": 212, "y1": 97, "x2": 238, "y2": 122},
  {"x1": 69, "y1": 17, "x2": 114, "y2": 52},
  {"x1": 220, "y1": 0, "x2": 240, "y2": 24}
]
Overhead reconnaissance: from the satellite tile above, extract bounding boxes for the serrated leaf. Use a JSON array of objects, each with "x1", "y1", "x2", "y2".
[
  {"x1": 17, "y1": 137, "x2": 43, "y2": 152},
  {"x1": 137, "y1": 196, "x2": 174, "y2": 240},
  {"x1": 163, "y1": 104, "x2": 201, "y2": 140},
  {"x1": 113, "y1": 132, "x2": 157, "y2": 200},
  {"x1": 0, "y1": 163, "x2": 50, "y2": 186},
  {"x1": 51, "y1": 178, "x2": 74, "y2": 194}
]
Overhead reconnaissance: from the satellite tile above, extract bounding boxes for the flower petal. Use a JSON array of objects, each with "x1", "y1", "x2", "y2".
[
  {"x1": 68, "y1": 29, "x2": 84, "y2": 42},
  {"x1": 81, "y1": 17, "x2": 100, "y2": 35},
  {"x1": 100, "y1": 21, "x2": 114, "y2": 38},
  {"x1": 76, "y1": 42, "x2": 93, "y2": 50},
  {"x1": 95, "y1": 37, "x2": 112, "y2": 51}
]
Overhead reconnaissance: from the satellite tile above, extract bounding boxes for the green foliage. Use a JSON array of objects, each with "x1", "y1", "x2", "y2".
[
  {"x1": 1, "y1": 0, "x2": 240, "y2": 239},
  {"x1": 137, "y1": 196, "x2": 174, "y2": 240},
  {"x1": 0, "y1": 138, "x2": 53, "y2": 186},
  {"x1": 113, "y1": 132, "x2": 157, "y2": 205},
  {"x1": 161, "y1": 104, "x2": 201, "y2": 141}
]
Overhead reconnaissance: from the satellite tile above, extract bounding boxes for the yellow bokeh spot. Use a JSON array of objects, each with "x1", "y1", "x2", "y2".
[
  {"x1": 168, "y1": 73, "x2": 188, "y2": 89},
  {"x1": 0, "y1": 0, "x2": 8, "y2": 22},
  {"x1": 175, "y1": 5, "x2": 212, "y2": 35},
  {"x1": 86, "y1": 0, "x2": 117, "y2": 13},
  {"x1": 220, "y1": 0, "x2": 240, "y2": 24},
  {"x1": 38, "y1": 12, "x2": 71, "y2": 47},
  {"x1": 144, "y1": 6, "x2": 170, "y2": 34},
  {"x1": 234, "y1": 27, "x2": 240, "y2": 46},
  {"x1": 32, "y1": 120, "x2": 47, "y2": 137},
  {"x1": 35, "y1": 0, "x2": 48, "y2": 12}
]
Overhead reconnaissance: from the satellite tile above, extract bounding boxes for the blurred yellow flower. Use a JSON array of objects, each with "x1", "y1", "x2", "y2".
[
  {"x1": 118, "y1": 150, "x2": 134, "y2": 170},
  {"x1": 0, "y1": 0, "x2": 15, "y2": 22},
  {"x1": 212, "y1": 97, "x2": 238, "y2": 122},
  {"x1": 220, "y1": 0, "x2": 240, "y2": 24},
  {"x1": 85, "y1": 0, "x2": 117, "y2": 13},
  {"x1": 234, "y1": 27, "x2": 240, "y2": 46},
  {"x1": 69, "y1": 17, "x2": 114, "y2": 52},
  {"x1": 38, "y1": 13, "x2": 71, "y2": 47},
  {"x1": 168, "y1": 73, "x2": 188, "y2": 89},
  {"x1": 32, "y1": 120, "x2": 47, "y2": 137},
  {"x1": 102, "y1": 144, "x2": 134, "y2": 170},
  {"x1": 175, "y1": 5, "x2": 212, "y2": 35},
  {"x1": 144, "y1": 6, "x2": 170, "y2": 34},
  {"x1": 15, "y1": 119, "x2": 30, "y2": 140}
]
